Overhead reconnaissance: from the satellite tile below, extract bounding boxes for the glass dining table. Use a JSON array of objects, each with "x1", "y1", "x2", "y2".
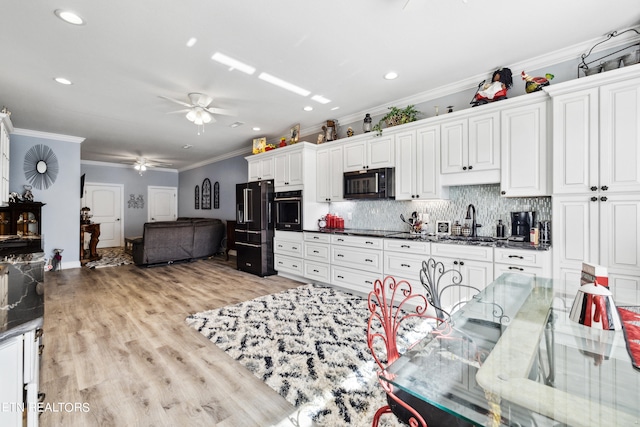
[{"x1": 380, "y1": 273, "x2": 640, "y2": 427}]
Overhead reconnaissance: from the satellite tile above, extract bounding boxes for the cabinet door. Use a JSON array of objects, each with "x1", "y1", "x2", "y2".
[
  {"x1": 394, "y1": 130, "x2": 416, "y2": 200},
  {"x1": 274, "y1": 154, "x2": 287, "y2": 187},
  {"x1": 599, "y1": 193, "x2": 640, "y2": 274},
  {"x1": 248, "y1": 158, "x2": 261, "y2": 181},
  {"x1": 468, "y1": 111, "x2": 500, "y2": 172},
  {"x1": 367, "y1": 135, "x2": 395, "y2": 169},
  {"x1": 343, "y1": 139, "x2": 367, "y2": 171},
  {"x1": 416, "y1": 125, "x2": 442, "y2": 199},
  {"x1": 441, "y1": 119, "x2": 467, "y2": 174},
  {"x1": 316, "y1": 148, "x2": 330, "y2": 202},
  {"x1": 0, "y1": 334, "x2": 23, "y2": 427},
  {"x1": 500, "y1": 100, "x2": 550, "y2": 197},
  {"x1": 287, "y1": 150, "x2": 304, "y2": 187},
  {"x1": 248, "y1": 156, "x2": 274, "y2": 181},
  {"x1": 552, "y1": 195, "x2": 599, "y2": 274},
  {"x1": 552, "y1": 88, "x2": 599, "y2": 194},
  {"x1": 328, "y1": 145, "x2": 344, "y2": 201},
  {"x1": 599, "y1": 77, "x2": 640, "y2": 193}
]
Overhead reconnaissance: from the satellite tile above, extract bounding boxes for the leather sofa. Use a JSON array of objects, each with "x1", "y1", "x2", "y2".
[{"x1": 132, "y1": 218, "x2": 225, "y2": 266}]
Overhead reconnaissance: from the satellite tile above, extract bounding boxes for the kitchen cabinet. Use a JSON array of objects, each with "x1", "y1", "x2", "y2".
[
  {"x1": 395, "y1": 126, "x2": 448, "y2": 200},
  {"x1": 302, "y1": 232, "x2": 331, "y2": 283},
  {"x1": 0, "y1": 202, "x2": 45, "y2": 237},
  {"x1": 343, "y1": 134, "x2": 395, "y2": 172},
  {"x1": 316, "y1": 144, "x2": 344, "y2": 202},
  {"x1": 330, "y1": 234, "x2": 384, "y2": 294},
  {"x1": 247, "y1": 154, "x2": 275, "y2": 182},
  {"x1": 500, "y1": 96, "x2": 551, "y2": 197},
  {"x1": 0, "y1": 334, "x2": 23, "y2": 427},
  {"x1": 0, "y1": 112, "x2": 11, "y2": 206},
  {"x1": 553, "y1": 193, "x2": 640, "y2": 303},
  {"x1": 273, "y1": 230, "x2": 304, "y2": 276},
  {"x1": 274, "y1": 149, "x2": 303, "y2": 190},
  {"x1": 494, "y1": 247, "x2": 552, "y2": 279},
  {"x1": 440, "y1": 111, "x2": 500, "y2": 186}
]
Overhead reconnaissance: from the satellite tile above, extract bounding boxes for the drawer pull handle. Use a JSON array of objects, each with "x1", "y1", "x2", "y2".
[
  {"x1": 365, "y1": 259, "x2": 373, "y2": 262},
  {"x1": 401, "y1": 263, "x2": 411, "y2": 268},
  {"x1": 337, "y1": 254, "x2": 344, "y2": 257},
  {"x1": 313, "y1": 236, "x2": 319, "y2": 239},
  {"x1": 509, "y1": 266, "x2": 524, "y2": 271},
  {"x1": 401, "y1": 244, "x2": 410, "y2": 248},
  {"x1": 313, "y1": 269, "x2": 319, "y2": 273},
  {"x1": 337, "y1": 238, "x2": 344, "y2": 242},
  {"x1": 366, "y1": 241, "x2": 374, "y2": 245},
  {"x1": 337, "y1": 275, "x2": 344, "y2": 279},
  {"x1": 313, "y1": 250, "x2": 319, "y2": 253},
  {"x1": 365, "y1": 280, "x2": 373, "y2": 284},
  {"x1": 508, "y1": 255, "x2": 523, "y2": 259},
  {"x1": 292, "y1": 264, "x2": 298, "y2": 268},
  {"x1": 292, "y1": 246, "x2": 298, "y2": 250}
]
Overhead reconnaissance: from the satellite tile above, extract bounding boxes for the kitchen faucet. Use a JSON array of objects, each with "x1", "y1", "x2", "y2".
[{"x1": 465, "y1": 204, "x2": 481, "y2": 237}]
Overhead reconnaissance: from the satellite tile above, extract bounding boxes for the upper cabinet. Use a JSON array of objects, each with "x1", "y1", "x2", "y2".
[
  {"x1": 0, "y1": 113, "x2": 11, "y2": 206},
  {"x1": 549, "y1": 71, "x2": 640, "y2": 195},
  {"x1": 316, "y1": 143, "x2": 344, "y2": 202},
  {"x1": 440, "y1": 111, "x2": 500, "y2": 186},
  {"x1": 246, "y1": 142, "x2": 317, "y2": 194},
  {"x1": 247, "y1": 154, "x2": 275, "y2": 182},
  {"x1": 343, "y1": 134, "x2": 395, "y2": 172},
  {"x1": 395, "y1": 125, "x2": 448, "y2": 200},
  {"x1": 274, "y1": 148, "x2": 303, "y2": 190},
  {"x1": 500, "y1": 95, "x2": 551, "y2": 197}
]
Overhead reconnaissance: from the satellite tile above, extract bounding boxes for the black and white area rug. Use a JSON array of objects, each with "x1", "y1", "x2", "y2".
[
  {"x1": 85, "y1": 247, "x2": 133, "y2": 269},
  {"x1": 186, "y1": 283, "x2": 430, "y2": 427}
]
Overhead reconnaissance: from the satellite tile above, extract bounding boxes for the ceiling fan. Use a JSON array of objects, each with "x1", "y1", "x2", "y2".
[
  {"x1": 159, "y1": 92, "x2": 237, "y2": 134},
  {"x1": 122, "y1": 157, "x2": 173, "y2": 175}
]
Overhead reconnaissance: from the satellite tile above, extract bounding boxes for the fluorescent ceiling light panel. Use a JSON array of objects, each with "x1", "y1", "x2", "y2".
[
  {"x1": 311, "y1": 95, "x2": 331, "y2": 104},
  {"x1": 258, "y1": 73, "x2": 310, "y2": 97},
  {"x1": 211, "y1": 52, "x2": 256, "y2": 75}
]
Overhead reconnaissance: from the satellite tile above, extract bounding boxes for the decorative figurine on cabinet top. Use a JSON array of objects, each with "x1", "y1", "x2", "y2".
[
  {"x1": 471, "y1": 67, "x2": 513, "y2": 106},
  {"x1": 521, "y1": 70, "x2": 554, "y2": 93}
]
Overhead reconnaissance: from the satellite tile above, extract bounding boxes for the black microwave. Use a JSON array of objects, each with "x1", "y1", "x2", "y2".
[{"x1": 343, "y1": 168, "x2": 395, "y2": 200}]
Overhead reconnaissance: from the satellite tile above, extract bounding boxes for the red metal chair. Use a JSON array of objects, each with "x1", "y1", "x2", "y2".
[{"x1": 366, "y1": 276, "x2": 439, "y2": 427}]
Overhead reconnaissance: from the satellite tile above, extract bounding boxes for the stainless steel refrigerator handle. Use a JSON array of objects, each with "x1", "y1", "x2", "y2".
[
  {"x1": 375, "y1": 172, "x2": 379, "y2": 193},
  {"x1": 273, "y1": 197, "x2": 301, "y2": 202},
  {"x1": 243, "y1": 188, "x2": 248, "y2": 223},
  {"x1": 234, "y1": 229, "x2": 260, "y2": 234},
  {"x1": 236, "y1": 241, "x2": 261, "y2": 248}
]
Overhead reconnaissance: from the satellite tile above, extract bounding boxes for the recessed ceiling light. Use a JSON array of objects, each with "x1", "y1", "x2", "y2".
[
  {"x1": 303, "y1": 106, "x2": 313, "y2": 111},
  {"x1": 253, "y1": 127, "x2": 261, "y2": 131},
  {"x1": 211, "y1": 52, "x2": 256, "y2": 75},
  {"x1": 54, "y1": 9, "x2": 85, "y2": 25},
  {"x1": 229, "y1": 121, "x2": 245, "y2": 128},
  {"x1": 183, "y1": 144, "x2": 193, "y2": 149},
  {"x1": 54, "y1": 77, "x2": 72, "y2": 85},
  {"x1": 311, "y1": 95, "x2": 331, "y2": 104},
  {"x1": 384, "y1": 72, "x2": 398, "y2": 80},
  {"x1": 186, "y1": 38, "x2": 197, "y2": 47},
  {"x1": 258, "y1": 73, "x2": 310, "y2": 97},
  {"x1": 331, "y1": 106, "x2": 340, "y2": 111}
]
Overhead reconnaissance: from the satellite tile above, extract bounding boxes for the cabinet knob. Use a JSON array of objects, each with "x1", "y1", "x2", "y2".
[
  {"x1": 600, "y1": 196, "x2": 608, "y2": 202},
  {"x1": 590, "y1": 186, "x2": 598, "y2": 191},
  {"x1": 462, "y1": 166, "x2": 467, "y2": 171},
  {"x1": 468, "y1": 165, "x2": 473, "y2": 170},
  {"x1": 501, "y1": 190, "x2": 506, "y2": 195},
  {"x1": 601, "y1": 185, "x2": 608, "y2": 191},
  {"x1": 453, "y1": 260, "x2": 459, "y2": 265},
  {"x1": 591, "y1": 196, "x2": 598, "y2": 202},
  {"x1": 459, "y1": 261, "x2": 465, "y2": 266}
]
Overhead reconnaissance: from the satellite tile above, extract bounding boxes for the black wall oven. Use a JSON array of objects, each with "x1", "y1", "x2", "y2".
[{"x1": 274, "y1": 190, "x2": 302, "y2": 230}]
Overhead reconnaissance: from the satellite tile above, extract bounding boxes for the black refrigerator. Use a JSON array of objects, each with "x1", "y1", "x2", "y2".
[{"x1": 235, "y1": 180, "x2": 276, "y2": 276}]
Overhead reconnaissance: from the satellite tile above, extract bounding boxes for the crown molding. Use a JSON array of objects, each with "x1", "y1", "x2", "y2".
[
  {"x1": 81, "y1": 159, "x2": 177, "y2": 173},
  {"x1": 178, "y1": 146, "x2": 251, "y2": 172},
  {"x1": 12, "y1": 128, "x2": 85, "y2": 143}
]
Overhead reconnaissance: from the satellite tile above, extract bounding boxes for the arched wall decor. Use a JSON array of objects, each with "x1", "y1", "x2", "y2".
[
  {"x1": 24, "y1": 144, "x2": 59, "y2": 190},
  {"x1": 195, "y1": 185, "x2": 200, "y2": 209},
  {"x1": 202, "y1": 178, "x2": 211, "y2": 210},
  {"x1": 214, "y1": 181, "x2": 220, "y2": 209}
]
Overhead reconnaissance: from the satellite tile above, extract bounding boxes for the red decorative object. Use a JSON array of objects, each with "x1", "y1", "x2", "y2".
[
  {"x1": 618, "y1": 306, "x2": 640, "y2": 370},
  {"x1": 279, "y1": 138, "x2": 287, "y2": 147}
]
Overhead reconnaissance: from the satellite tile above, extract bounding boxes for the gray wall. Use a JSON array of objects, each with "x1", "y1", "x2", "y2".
[
  {"x1": 10, "y1": 134, "x2": 81, "y2": 266},
  {"x1": 80, "y1": 162, "x2": 179, "y2": 237},
  {"x1": 178, "y1": 154, "x2": 247, "y2": 222}
]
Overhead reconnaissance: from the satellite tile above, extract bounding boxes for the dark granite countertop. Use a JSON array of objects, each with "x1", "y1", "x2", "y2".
[{"x1": 0, "y1": 252, "x2": 45, "y2": 342}]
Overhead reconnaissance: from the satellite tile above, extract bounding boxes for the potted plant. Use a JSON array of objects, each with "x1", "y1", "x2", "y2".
[{"x1": 372, "y1": 105, "x2": 421, "y2": 135}]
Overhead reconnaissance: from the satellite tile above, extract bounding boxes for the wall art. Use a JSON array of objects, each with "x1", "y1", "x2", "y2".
[
  {"x1": 202, "y1": 178, "x2": 211, "y2": 210},
  {"x1": 128, "y1": 194, "x2": 144, "y2": 209},
  {"x1": 195, "y1": 185, "x2": 200, "y2": 209},
  {"x1": 24, "y1": 144, "x2": 59, "y2": 189},
  {"x1": 214, "y1": 181, "x2": 220, "y2": 209}
]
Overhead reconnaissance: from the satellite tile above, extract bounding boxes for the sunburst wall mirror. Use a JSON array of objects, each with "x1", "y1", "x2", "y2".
[{"x1": 24, "y1": 144, "x2": 59, "y2": 190}]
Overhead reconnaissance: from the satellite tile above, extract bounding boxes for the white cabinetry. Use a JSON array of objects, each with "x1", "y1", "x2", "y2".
[
  {"x1": 0, "y1": 113, "x2": 11, "y2": 205},
  {"x1": 494, "y1": 247, "x2": 552, "y2": 279},
  {"x1": 316, "y1": 144, "x2": 344, "y2": 202},
  {"x1": 395, "y1": 126, "x2": 448, "y2": 200},
  {"x1": 331, "y1": 234, "x2": 383, "y2": 294},
  {"x1": 274, "y1": 149, "x2": 303, "y2": 190},
  {"x1": 343, "y1": 135, "x2": 395, "y2": 172},
  {"x1": 0, "y1": 335, "x2": 23, "y2": 427},
  {"x1": 247, "y1": 155, "x2": 275, "y2": 182},
  {"x1": 440, "y1": 111, "x2": 500, "y2": 186},
  {"x1": 303, "y1": 232, "x2": 331, "y2": 283},
  {"x1": 382, "y1": 239, "x2": 430, "y2": 285},
  {"x1": 548, "y1": 68, "x2": 640, "y2": 304},
  {"x1": 273, "y1": 231, "x2": 304, "y2": 276},
  {"x1": 500, "y1": 96, "x2": 550, "y2": 197}
]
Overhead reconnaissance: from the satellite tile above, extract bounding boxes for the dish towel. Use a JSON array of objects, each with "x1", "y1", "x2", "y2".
[{"x1": 617, "y1": 306, "x2": 640, "y2": 370}]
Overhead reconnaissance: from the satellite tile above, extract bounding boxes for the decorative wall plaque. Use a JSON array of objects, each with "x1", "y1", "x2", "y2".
[
  {"x1": 214, "y1": 181, "x2": 220, "y2": 209},
  {"x1": 202, "y1": 178, "x2": 211, "y2": 210},
  {"x1": 194, "y1": 185, "x2": 200, "y2": 209}
]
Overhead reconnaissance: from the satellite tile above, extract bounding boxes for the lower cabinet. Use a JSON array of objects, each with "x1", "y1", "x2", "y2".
[
  {"x1": 330, "y1": 234, "x2": 383, "y2": 294},
  {"x1": 273, "y1": 231, "x2": 304, "y2": 276},
  {"x1": 494, "y1": 247, "x2": 552, "y2": 279},
  {"x1": 303, "y1": 232, "x2": 331, "y2": 283}
]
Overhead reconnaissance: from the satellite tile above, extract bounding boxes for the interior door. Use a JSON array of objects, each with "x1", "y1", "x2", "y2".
[
  {"x1": 83, "y1": 183, "x2": 123, "y2": 248},
  {"x1": 148, "y1": 186, "x2": 177, "y2": 222}
]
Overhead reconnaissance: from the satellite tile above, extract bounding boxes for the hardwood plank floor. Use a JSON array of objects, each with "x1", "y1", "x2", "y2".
[{"x1": 40, "y1": 256, "x2": 306, "y2": 427}]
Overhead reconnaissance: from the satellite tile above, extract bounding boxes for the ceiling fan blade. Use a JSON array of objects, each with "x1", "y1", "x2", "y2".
[
  {"x1": 158, "y1": 95, "x2": 193, "y2": 108},
  {"x1": 166, "y1": 109, "x2": 192, "y2": 114},
  {"x1": 204, "y1": 107, "x2": 237, "y2": 116},
  {"x1": 188, "y1": 93, "x2": 213, "y2": 108}
]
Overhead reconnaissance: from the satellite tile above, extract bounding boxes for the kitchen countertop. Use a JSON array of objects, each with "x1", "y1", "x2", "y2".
[{"x1": 303, "y1": 228, "x2": 551, "y2": 251}]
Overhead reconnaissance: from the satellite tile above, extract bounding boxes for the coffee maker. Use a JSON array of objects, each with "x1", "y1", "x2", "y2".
[{"x1": 510, "y1": 211, "x2": 536, "y2": 242}]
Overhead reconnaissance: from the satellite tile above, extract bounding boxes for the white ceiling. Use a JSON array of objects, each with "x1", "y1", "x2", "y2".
[{"x1": 1, "y1": 0, "x2": 639, "y2": 170}]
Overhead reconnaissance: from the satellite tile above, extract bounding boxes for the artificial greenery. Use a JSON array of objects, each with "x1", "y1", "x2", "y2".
[{"x1": 372, "y1": 105, "x2": 421, "y2": 135}]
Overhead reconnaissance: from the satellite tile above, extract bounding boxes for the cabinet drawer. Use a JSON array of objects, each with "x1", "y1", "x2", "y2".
[
  {"x1": 304, "y1": 232, "x2": 331, "y2": 243},
  {"x1": 383, "y1": 252, "x2": 428, "y2": 280},
  {"x1": 274, "y1": 254, "x2": 303, "y2": 275},
  {"x1": 303, "y1": 260, "x2": 331, "y2": 283},
  {"x1": 273, "y1": 238, "x2": 303, "y2": 256},
  {"x1": 304, "y1": 242, "x2": 330, "y2": 262},
  {"x1": 494, "y1": 247, "x2": 549, "y2": 268},
  {"x1": 332, "y1": 246, "x2": 383, "y2": 273},
  {"x1": 331, "y1": 266, "x2": 381, "y2": 294},
  {"x1": 494, "y1": 263, "x2": 544, "y2": 279},
  {"x1": 431, "y1": 243, "x2": 494, "y2": 262},
  {"x1": 331, "y1": 234, "x2": 383, "y2": 249},
  {"x1": 384, "y1": 238, "x2": 430, "y2": 255}
]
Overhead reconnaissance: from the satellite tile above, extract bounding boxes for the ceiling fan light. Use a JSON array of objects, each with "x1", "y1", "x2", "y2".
[
  {"x1": 201, "y1": 111, "x2": 213, "y2": 124},
  {"x1": 140, "y1": 165, "x2": 147, "y2": 171},
  {"x1": 134, "y1": 164, "x2": 141, "y2": 171},
  {"x1": 186, "y1": 110, "x2": 196, "y2": 122}
]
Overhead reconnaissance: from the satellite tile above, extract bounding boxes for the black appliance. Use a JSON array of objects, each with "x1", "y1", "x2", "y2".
[
  {"x1": 274, "y1": 190, "x2": 302, "y2": 230},
  {"x1": 510, "y1": 211, "x2": 536, "y2": 242},
  {"x1": 235, "y1": 180, "x2": 276, "y2": 276},
  {"x1": 343, "y1": 168, "x2": 395, "y2": 200}
]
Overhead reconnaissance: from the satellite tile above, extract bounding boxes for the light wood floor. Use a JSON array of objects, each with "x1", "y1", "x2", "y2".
[{"x1": 40, "y1": 256, "x2": 305, "y2": 427}]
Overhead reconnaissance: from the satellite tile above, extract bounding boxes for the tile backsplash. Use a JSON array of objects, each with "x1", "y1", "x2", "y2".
[{"x1": 328, "y1": 184, "x2": 551, "y2": 237}]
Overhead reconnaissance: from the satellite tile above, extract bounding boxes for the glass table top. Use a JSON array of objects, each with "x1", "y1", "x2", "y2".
[{"x1": 381, "y1": 273, "x2": 640, "y2": 427}]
